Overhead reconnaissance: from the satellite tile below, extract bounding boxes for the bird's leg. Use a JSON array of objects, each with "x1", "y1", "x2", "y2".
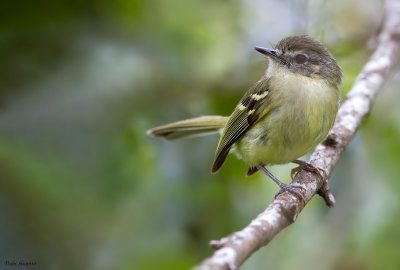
[
  {"x1": 290, "y1": 160, "x2": 327, "y2": 180},
  {"x1": 256, "y1": 165, "x2": 305, "y2": 203},
  {"x1": 256, "y1": 165, "x2": 287, "y2": 189}
]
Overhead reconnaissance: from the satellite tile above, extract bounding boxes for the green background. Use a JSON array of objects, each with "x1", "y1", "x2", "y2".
[{"x1": 1, "y1": 0, "x2": 399, "y2": 269}]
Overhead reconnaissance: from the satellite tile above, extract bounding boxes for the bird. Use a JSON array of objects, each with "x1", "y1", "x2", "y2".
[{"x1": 147, "y1": 35, "x2": 343, "y2": 197}]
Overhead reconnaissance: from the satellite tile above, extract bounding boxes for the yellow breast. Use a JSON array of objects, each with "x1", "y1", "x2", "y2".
[{"x1": 235, "y1": 72, "x2": 339, "y2": 167}]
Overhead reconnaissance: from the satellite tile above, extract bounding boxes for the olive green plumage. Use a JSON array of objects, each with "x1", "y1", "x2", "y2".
[{"x1": 148, "y1": 35, "x2": 343, "y2": 176}]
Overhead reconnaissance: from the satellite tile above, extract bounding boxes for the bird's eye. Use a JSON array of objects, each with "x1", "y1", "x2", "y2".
[{"x1": 294, "y1": 54, "x2": 307, "y2": 64}]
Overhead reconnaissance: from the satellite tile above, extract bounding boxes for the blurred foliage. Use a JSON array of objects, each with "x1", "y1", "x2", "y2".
[{"x1": 0, "y1": 0, "x2": 399, "y2": 270}]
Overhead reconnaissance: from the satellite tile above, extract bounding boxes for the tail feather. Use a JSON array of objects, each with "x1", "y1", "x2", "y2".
[{"x1": 147, "y1": 116, "x2": 228, "y2": 140}]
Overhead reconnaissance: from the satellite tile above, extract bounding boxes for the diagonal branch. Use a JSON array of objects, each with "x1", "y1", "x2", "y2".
[{"x1": 194, "y1": 1, "x2": 400, "y2": 269}]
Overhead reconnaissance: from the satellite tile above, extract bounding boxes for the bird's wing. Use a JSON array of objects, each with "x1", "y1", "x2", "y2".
[{"x1": 211, "y1": 77, "x2": 272, "y2": 173}]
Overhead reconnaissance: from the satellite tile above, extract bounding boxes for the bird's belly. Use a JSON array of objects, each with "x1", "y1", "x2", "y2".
[{"x1": 234, "y1": 81, "x2": 338, "y2": 167}]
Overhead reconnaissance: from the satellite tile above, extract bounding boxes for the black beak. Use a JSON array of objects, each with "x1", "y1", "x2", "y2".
[{"x1": 253, "y1": 46, "x2": 281, "y2": 61}]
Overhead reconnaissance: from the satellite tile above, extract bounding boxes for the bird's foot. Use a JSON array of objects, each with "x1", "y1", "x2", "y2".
[
  {"x1": 274, "y1": 184, "x2": 306, "y2": 203},
  {"x1": 291, "y1": 160, "x2": 327, "y2": 180},
  {"x1": 290, "y1": 160, "x2": 335, "y2": 207}
]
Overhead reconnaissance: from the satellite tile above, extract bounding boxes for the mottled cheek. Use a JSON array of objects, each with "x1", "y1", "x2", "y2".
[
  {"x1": 312, "y1": 64, "x2": 321, "y2": 73},
  {"x1": 287, "y1": 65, "x2": 306, "y2": 77}
]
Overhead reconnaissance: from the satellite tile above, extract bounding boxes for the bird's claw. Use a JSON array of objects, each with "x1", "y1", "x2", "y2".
[
  {"x1": 291, "y1": 160, "x2": 326, "y2": 180},
  {"x1": 274, "y1": 184, "x2": 306, "y2": 205}
]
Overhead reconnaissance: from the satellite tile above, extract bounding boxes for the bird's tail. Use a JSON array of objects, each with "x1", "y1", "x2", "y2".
[{"x1": 147, "y1": 116, "x2": 228, "y2": 140}]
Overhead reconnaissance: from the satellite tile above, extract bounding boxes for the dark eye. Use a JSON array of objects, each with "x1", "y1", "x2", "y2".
[{"x1": 294, "y1": 54, "x2": 307, "y2": 64}]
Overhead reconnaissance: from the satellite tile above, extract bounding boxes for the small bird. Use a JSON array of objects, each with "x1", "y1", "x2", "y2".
[{"x1": 147, "y1": 35, "x2": 343, "y2": 197}]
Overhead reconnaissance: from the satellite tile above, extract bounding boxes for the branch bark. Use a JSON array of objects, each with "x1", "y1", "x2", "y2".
[{"x1": 194, "y1": 1, "x2": 400, "y2": 269}]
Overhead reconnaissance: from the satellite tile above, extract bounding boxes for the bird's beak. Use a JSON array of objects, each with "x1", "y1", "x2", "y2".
[{"x1": 253, "y1": 46, "x2": 282, "y2": 61}]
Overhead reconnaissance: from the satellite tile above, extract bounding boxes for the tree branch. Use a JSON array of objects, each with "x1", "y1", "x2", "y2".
[{"x1": 194, "y1": 1, "x2": 400, "y2": 269}]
